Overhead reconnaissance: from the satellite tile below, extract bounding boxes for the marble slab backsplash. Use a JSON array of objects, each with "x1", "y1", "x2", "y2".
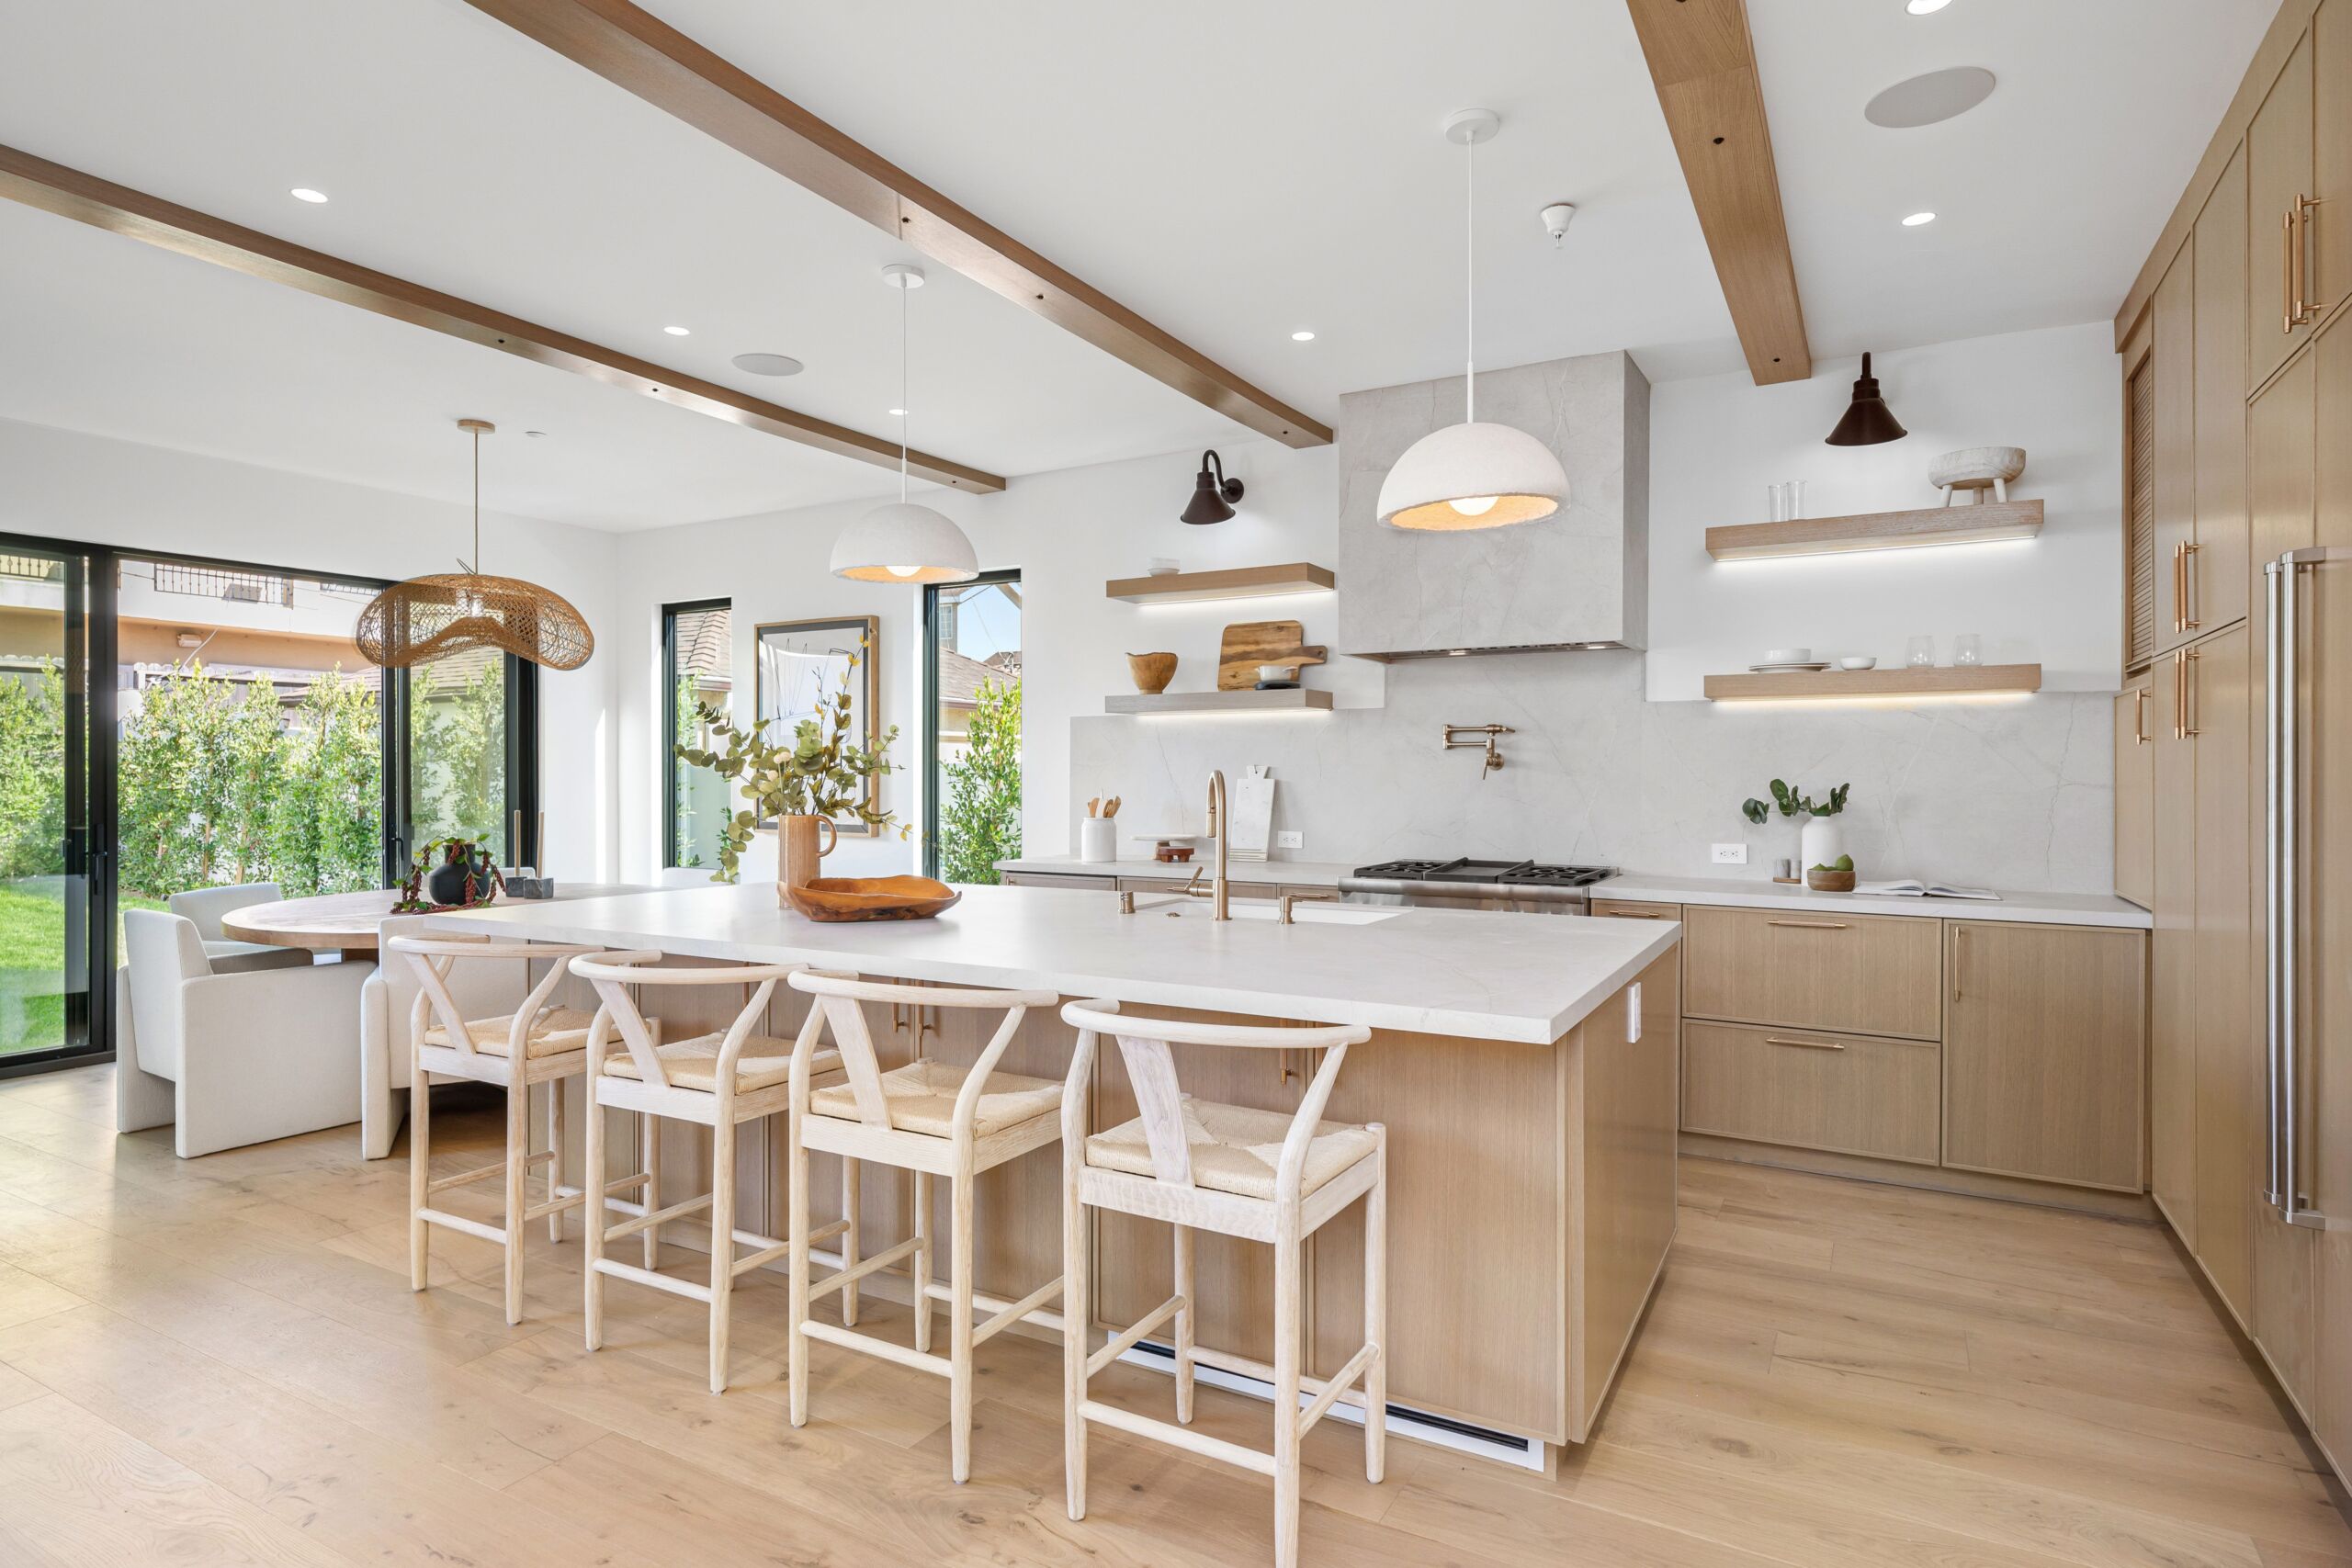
[{"x1": 1071, "y1": 649, "x2": 2114, "y2": 894}]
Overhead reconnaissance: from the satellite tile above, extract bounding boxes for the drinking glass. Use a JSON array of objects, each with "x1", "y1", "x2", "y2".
[
  {"x1": 1766, "y1": 482, "x2": 1788, "y2": 522},
  {"x1": 1905, "y1": 636, "x2": 1936, "y2": 669},
  {"x1": 1782, "y1": 479, "x2": 1805, "y2": 520},
  {"x1": 1953, "y1": 633, "x2": 1983, "y2": 668}
]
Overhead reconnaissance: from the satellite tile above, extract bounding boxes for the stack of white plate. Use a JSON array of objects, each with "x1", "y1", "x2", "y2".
[{"x1": 1750, "y1": 646, "x2": 1828, "y2": 673}]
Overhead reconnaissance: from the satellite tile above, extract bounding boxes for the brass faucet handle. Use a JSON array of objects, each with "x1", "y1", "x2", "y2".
[{"x1": 1276, "y1": 890, "x2": 1339, "y2": 924}]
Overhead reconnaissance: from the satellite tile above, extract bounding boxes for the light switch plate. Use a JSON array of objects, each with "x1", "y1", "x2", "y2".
[
  {"x1": 1276, "y1": 830, "x2": 1304, "y2": 850},
  {"x1": 1712, "y1": 843, "x2": 1748, "y2": 865}
]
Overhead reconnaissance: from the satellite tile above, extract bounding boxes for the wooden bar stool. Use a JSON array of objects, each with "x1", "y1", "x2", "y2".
[
  {"x1": 390, "y1": 934, "x2": 616, "y2": 1326},
  {"x1": 1057, "y1": 1001, "x2": 1386, "y2": 1568},
  {"x1": 784, "y1": 970, "x2": 1068, "y2": 1483},
  {"x1": 569, "y1": 953, "x2": 846, "y2": 1394}
]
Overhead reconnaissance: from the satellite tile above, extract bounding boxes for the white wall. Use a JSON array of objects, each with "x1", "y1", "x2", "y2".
[
  {"x1": 0, "y1": 418, "x2": 623, "y2": 879},
  {"x1": 610, "y1": 437, "x2": 1359, "y2": 882},
  {"x1": 1647, "y1": 324, "x2": 2121, "y2": 698}
]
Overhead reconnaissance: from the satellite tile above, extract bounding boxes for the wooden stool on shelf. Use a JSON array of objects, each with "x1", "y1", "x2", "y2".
[
  {"x1": 568, "y1": 953, "x2": 843, "y2": 1395},
  {"x1": 1057, "y1": 1001, "x2": 1386, "y2": 1568},
  {"x1": 784, "y1": 970, "x2": 1069, "y2": 1483},
  {"x1": 390, "y1": 935, "x2": 616, "y2": 1326}
]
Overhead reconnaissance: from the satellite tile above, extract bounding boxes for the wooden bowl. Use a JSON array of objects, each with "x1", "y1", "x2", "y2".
[
  {"x1": 786, "y1": 874, "x2": 962, "y2": 922},
  {"x1": 1805, "y1": 867, "x2": 1857, "y2": 893},
  {"x1": 1126, "y1": 651, "x2": 1178, "y2": 694}
]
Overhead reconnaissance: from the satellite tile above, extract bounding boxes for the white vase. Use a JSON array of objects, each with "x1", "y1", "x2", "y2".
[{"x1": 1800, "y1": 816, "x2": 1844, "y2": 873}]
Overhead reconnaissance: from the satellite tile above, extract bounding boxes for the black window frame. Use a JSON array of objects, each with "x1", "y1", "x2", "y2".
[
  {"x1": 921, "y1": 568, "x2": 1021, "y2": 880},
  {"x1": 662, "y1": 597, "x2": 730, "y2": 871}
]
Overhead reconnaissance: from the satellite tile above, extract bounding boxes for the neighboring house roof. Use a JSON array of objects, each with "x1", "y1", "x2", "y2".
[
  {"x1": 675, "y1": 606, "x2": 734, "y2": 688},
  {"x1": 938, "y1": 647, "x2": 1019, "y2": 708}
]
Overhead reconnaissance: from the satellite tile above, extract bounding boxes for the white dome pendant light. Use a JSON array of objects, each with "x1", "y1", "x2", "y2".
[
  {"x1": 1377, "y1": 108, "x2": 1569, "y2": 532},
  {"x1": 831, "y1": 264, "x2": 979, "y2": 583}
]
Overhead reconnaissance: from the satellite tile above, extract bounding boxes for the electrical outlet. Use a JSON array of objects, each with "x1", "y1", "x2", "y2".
[
  {"x1": 1711, "y1": 842, "x2": 1748, "y2": 865},
  {"x1": 1276, "y1": 830, "x2": 1304, "y2": 851}
]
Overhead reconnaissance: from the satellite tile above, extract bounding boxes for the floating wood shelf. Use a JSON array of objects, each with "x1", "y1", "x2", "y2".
[
  {"x1": 1705, "y1": 500, "x2": 2042, "y2": 561},
  {"x1": 1105, "y1": 687, "x2": 1334, "y2": 715},
  {"x1": 1703, "y1": 664, "x2": 2042, "y2": 702},
  {"x1": 1105, "y1": 562, "x2": 1335, "y2": 604}
]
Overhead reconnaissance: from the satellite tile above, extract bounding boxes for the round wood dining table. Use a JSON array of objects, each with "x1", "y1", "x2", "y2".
[{"x1": 219, "y1": 888, "x2": 409, "y2": 962}]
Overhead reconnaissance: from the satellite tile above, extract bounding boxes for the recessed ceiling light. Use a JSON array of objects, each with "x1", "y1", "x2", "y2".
[
  {"x1": 289, "y1": 187, "x2": 328, "y2": 203},
  {"x1": 888, "y1": 407, "x2": 908, "y2": 417},
  {"x1": 1902, "y1": 211, "x2": 1937, "y2": 226},
  {"x1": 662, "y1": 325, "x2": 691, "y2": 336},
  {"x1": 729, "y1": 352, "x2": 804, "y2": 377},
  {"x1": 1865, "y1": 66, "x2": 1996, "y2": 129},
  {"x1": 1905, "y1": 0, "x2": 1951, "y2": 12},
  {"x1": 1291, "y1": 330, "x2": 1316, "y2": 342}
]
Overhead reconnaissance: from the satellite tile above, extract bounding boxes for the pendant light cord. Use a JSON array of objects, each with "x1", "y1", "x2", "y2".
[
  {"x1": 1464, "y1": 128, "x2": 1476, "y2": 424},
  {"x1": 471, "y1": 423, "x2": 481, "y2": 572},
  {"x1": 899, "y1": 274, "x2": 910, "y2": 504}
]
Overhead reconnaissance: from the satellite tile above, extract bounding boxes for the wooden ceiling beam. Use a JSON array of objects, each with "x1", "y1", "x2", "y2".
[
  {"x1": 462, "y1": 0, "x2": 1332, "y2": 448},
  {"x1": 0, "y1": 142, "x2": 1007, "y2": 492},
  {"x1": 1625, "y1": 0, "x2": 1811, "y2": 385}
]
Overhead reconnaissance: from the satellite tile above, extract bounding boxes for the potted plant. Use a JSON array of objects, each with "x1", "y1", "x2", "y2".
[
  {"x1": 675, "y1": 649, "x2": 908, "y2": 903},
  {"x1": 392, "y1": 837, "x2": 503, "y2": 912},
  {"x1": 1741, "y1": 779, "x2": 1852, "y2": 887}
]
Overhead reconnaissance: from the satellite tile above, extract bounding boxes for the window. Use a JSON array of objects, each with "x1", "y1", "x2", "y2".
[
  {"x1": 923, "y1": 570, "x2": 1022, "y2": 883},
  {"x1": 663, "y1": 599, "x2": 732, "y2": 871}
]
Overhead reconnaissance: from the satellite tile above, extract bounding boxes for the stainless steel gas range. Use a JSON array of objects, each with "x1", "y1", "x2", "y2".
[{"x1": 1337, "y1": 858, "x2": 1616, "y2": 915}]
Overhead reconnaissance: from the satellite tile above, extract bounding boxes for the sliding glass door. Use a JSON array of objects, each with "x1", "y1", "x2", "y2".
[{"x1": 0, "y1": 536, "x2": 107, "y2": 1072}]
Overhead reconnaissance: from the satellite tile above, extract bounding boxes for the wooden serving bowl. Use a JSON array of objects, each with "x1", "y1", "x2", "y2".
[
  {"x1": 786, "y1": 874, "x2": 962, "y2": 922},
  {"x1": 1805, "y1": 868, "x2": 1857, "y2": 893},
  {"x1": 1126, "y1": 651, "x2": 1178, "y2": 694}
]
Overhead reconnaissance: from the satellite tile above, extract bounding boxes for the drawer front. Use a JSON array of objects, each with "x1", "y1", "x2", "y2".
[
  {"x1": 1590, "y1": 898, "x2": 1680, "y2": 922},
  {"x1": 1681, "y1": 1020, "x2": 1941, "y2": 1165},
  {"x1": 1682, "y1": 905, "x2": 1942, "y2": 1040},
  {"x1": 1002, "y1": 871, "x2": 1117, "y2": 891}
]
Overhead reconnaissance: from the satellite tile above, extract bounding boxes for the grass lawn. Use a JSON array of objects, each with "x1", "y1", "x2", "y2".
[{"x1": 0, "y1": 877, "x2": 165, "y2": 1055}]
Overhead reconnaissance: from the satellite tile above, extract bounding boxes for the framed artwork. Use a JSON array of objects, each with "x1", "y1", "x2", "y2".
[{"x1": 752, "y1": 614, "x2": 882, "y2": 835}]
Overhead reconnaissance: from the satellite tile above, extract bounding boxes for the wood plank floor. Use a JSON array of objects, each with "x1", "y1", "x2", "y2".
[{"x1": 0, "y1": 1063, "x2": 2342, "y2": 1568}]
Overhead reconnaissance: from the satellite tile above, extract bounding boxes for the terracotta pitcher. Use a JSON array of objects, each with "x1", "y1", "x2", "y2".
[{"x1": 778, "y1": 813, "x2": 838, "y2": 906}]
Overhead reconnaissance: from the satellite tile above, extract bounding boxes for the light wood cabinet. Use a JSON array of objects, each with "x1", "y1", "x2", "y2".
[
  {"x1": 1942, "y1": 922, "x2": 2147, "y2": 1191},
  {"x1": 1681, "y1": 1019, "x2": 1939, "y2": 1165},
  {"x1": 1681, "y1": 905, "x2": 1941, "y2": 1042},
  {"x1": 2194, "y1": 144, "x2": 2253, "y2": 634},
  {"x1": 2154, "y1": 251, "x2": 2200, "y2": 652},
  {"x1": 2193, "y1": 625, "x2": 2256, "y2": 1319},
  {"x1": 2316, "y1": 0, "x2": 2352, "y2": 336},
  {"x1": 2250, "y1": 29, "x2": 2318, "y2": 390},
  {"x1": 2113, "y1": 681, "x2": 2155, "y2": 909},
  {"x1": 2150, "y1": 648, "x2": 2199, "y2": 1237},
  {"x1": 1592, "y1": 899, "x2": 1681, "y2": 1016}
]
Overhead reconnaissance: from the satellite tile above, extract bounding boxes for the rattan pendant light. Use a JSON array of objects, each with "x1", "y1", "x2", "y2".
[{"x1": 356, "y1": 418, "x2": 594, "y2": 671}]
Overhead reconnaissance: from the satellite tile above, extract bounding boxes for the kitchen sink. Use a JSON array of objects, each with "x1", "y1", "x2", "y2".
[{"x1": 1213, "y1": 900, "x2": 1400, "y2": 925}]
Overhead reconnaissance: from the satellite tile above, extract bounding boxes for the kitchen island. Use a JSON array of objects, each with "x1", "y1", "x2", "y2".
[{"x1": 427, "y1": 881, "x2": 1681, "y2": 1461}]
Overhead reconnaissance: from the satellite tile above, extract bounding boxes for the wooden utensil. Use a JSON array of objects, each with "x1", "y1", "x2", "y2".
[{"x1": 1217, "y1": 620, "x2": 1328, "y2": 691}]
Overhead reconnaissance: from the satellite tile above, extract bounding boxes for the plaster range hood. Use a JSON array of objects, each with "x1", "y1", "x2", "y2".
[{"x1": 1337, "y1": 351, "x2": 1649, "y2": 660}]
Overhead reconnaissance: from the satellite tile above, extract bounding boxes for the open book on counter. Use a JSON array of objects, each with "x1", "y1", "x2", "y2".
[{"x1": 1853, "y1": 879, "x2": 2001, "y2": 901}]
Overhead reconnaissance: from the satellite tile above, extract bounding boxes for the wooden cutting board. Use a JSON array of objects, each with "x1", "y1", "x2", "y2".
[{"x1": 1216, "y1": 620, "x2": 1329, "y2": 690}]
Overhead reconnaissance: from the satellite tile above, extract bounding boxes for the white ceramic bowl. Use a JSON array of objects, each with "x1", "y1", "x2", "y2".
[
  {"x1": 1762, "y1": 647, "x2": 1811, "y2": 666},
  {"x1": 1838, "y1": 656, "x2": 1878, "y2": 671},
  {"x1": 1257, "y1": 663, "x2": 1294, "y2": 681}
]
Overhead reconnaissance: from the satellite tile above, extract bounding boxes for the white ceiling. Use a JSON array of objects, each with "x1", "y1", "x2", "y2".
[{"x1": 0, "y1": 0, "x2": 2275, "y2": 530}]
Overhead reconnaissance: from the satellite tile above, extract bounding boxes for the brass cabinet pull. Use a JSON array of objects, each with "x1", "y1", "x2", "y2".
[
  {"x1": 1609, "y1": 909, "x2": 1670, "y2": 919},
  {"x1": 1763, "y1": 1035, "x2": 1845, "y2": 1051},
  {"x1": 1766, "y1": 919, "x2": 1849, "y2": 930},
  {"x1": 2182, "y1": 647, "x2": 2201, "y2": 738},
  {"x1": 1951, "y1": 927, "x2": 1966, "y2": 1002},
  {"x1": 2182, "y1": 542, "x2": 2200, "y2": 631},
  {"x1": 2295, "y1": 194, "x2": 2327, "y2": 324},
  {"x1": 2133, "y1": 685, "x2": 2151, "y2": 744},
  {"x1": 2286, "y1": 208, "x2": 2299, "y2": 334},
  {"x1": 2171, "y1": 649, "x2": 2186, "y2": 739}
]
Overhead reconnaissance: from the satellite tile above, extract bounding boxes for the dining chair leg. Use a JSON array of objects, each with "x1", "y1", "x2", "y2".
[
  {"x1": 840, "y1": 1156, "x2": 863, "y2": 1328},
  {"x1": 1364, "y1": 1128, "x2": 1388, "y2": 1484},
  {"x1": 949, "y1": 1170, "x2": 977, "y2": 1484},
  {"x1": 639, "y1": 1111, "x2": 661, "y2": 1271},
  {"x1": 1061, "y1": 1158, "x2": 1089, "y2": 1522},
  {"x1": 582, "y1": 1089, "x2": 607, "y2": 1351},
  {"x1": 407, "y1": 1056, "x2": 431, "y2": 1292},
  {"x1": 1171, "y1": 1222, "x2": 1196, "y2": 1425},
  {"x1": 1272, "y1": 1233, "x2": 1304, "y2": 1568},
  {"x1": 707, "y1": 1112, "x2": 737, "y2": 1394},
  {"x1": 786, "y1": 1113, "x2": 812, "y2": 1428},
  {"x1": 910, "y1": 1169, "x2": 933, "y2": 1355},
  {"x1": 503, "y1": 1076, "x2": 529, "y2": 1325},
  {"x1": 546, "y1": 1078, "x2": 566, "y2": 1243}
]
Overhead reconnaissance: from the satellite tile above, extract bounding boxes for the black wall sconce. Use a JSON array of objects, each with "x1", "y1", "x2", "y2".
[
  {"x1": 1825, "y1": 351, "x2": 1908, "y2": 446},
  {"x1": 1182, "y1": 449, "x2": 1245, "y2": 525}
]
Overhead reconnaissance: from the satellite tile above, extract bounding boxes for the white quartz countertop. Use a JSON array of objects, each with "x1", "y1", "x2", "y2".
[
  {"x1": 1595, "y1": 873, "x2": 2153, "y2": 930},
  {"x1": 997, "y1": 853, "x2": 1358, "y2": 885},
  {"x1": 424, "y1": 881, "x2": 1679, "y2": 1045}
]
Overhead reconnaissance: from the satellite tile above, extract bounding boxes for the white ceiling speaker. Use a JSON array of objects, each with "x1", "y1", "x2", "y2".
[
  {"x1": 730, "y1": 352, "x2": 804, "y2": 377},
  {"x1": 831, "y1": 263, "x2": 978, "y2": 584},
  {"x1": 1376, "y1": 108, "x2": 1569, "y2": 533},
  {"x1": 1864, "y1": 66, "x2": 1996, "y2": 129}
]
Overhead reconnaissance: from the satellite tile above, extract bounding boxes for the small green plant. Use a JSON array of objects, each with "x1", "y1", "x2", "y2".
[
  {"x1": 1808, "y1": 853, "x2": 1855, "y2": 874},
  {"x1": 674, "y1": 649, "x2": 907, "y2": 883},
  {"x1": 1741, "y1": 778, "x2": 1850, "y2": 826}
]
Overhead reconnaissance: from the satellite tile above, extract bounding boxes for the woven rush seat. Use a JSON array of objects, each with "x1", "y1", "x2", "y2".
[
  {"x1": 1087, "y1": 1096, "x2": 1377, "y2": 1200},
  {"x1": 808, "y1": 1058, "x2": 1062, "y2": 1137},
  {"x1": 423, "y1": 1006, "x2": 596, "y2": 1058}
]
